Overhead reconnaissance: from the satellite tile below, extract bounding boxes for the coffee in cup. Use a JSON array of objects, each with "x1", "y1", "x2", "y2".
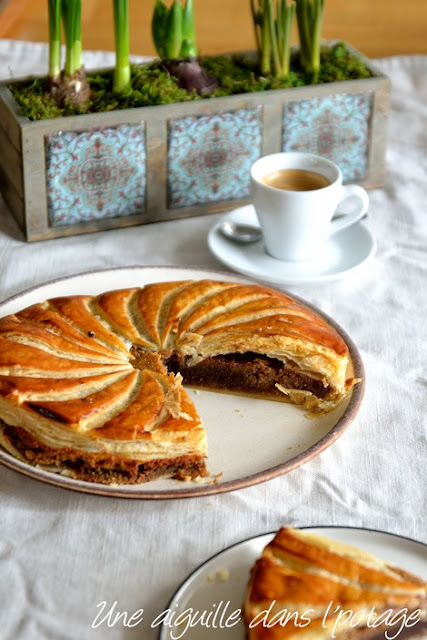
[
  {"x1": 251, "y1": 152, "x2": 369, "y2": 262},
  {"x1": 261, "y1": 168, "x2": 331, "y2": 191}
]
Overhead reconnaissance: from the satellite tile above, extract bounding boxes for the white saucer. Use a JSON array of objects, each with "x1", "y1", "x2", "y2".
[{"x1": 208, "y1": 205, "x2": 376, "y2": 286}]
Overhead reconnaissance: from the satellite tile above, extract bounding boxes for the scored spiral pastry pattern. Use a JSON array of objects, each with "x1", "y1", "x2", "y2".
[{"x1": 0, "y1": 280, "x2": 354, "y2": 483}]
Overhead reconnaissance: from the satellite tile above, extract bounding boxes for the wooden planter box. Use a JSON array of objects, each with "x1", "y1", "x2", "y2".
[{"x1": 0, "y1": 49, "x2": 389, "y2": 241}]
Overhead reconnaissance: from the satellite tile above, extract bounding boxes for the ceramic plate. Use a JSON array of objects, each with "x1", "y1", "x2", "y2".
[
  {"x1": 208, "y1": 205, "x2": 377, "y2": 285},
  {"x1": 0, "y1": 266, "x2": 364, "y2": 499},
  {"x1": 159, "y1": 527, "x2": 427, "y2": 639}
]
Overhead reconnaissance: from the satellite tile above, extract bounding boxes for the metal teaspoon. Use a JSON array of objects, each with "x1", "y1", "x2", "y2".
[{"x1": 219, "y1": 220, "x2": 262, "y2": 244}]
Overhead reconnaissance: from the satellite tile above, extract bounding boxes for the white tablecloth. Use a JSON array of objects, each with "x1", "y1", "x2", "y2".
[{"x1": 0, "y1": 40, "x2": 426, "y2": 640}]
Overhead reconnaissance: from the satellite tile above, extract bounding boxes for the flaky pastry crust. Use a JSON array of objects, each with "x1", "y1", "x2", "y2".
[
  {"x1": 244, "y1": 528, "x2": 427, "y2": 639},
  {"x1": 0, "y1": 280, "x2": 358, "y2": 484}
]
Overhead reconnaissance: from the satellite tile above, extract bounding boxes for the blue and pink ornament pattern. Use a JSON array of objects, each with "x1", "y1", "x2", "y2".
[
  {"x1": 45, "y1": 124, "x2": 146, "y2": 227},
  {"x1": 167, "y1": 108, "x2": 262, "y2": 208},
  {"x1": 282, "y1": 92, "x2": 373, "y2": 182}
]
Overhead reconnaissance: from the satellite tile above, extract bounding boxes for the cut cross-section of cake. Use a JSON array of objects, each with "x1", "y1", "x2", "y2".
[
  {"x1": 0, "y1": 280, "x2": 358, "y2": 484},
  {"x1": 244, "y1": 527, "x2": 427, "y2": 639}
]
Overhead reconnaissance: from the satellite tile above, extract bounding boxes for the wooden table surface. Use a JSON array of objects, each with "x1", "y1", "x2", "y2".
[{"x1": 0, "y1": 0, "x2": 426, "y2": 59}]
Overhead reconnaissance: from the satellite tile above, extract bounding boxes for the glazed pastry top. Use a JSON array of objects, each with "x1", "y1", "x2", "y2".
[
  {"x1": 244, "y1": 527, "x2": 427, "y2": 639},
  {"x1": 0, "y1": 280, "x2": 354, "y2": 449}
]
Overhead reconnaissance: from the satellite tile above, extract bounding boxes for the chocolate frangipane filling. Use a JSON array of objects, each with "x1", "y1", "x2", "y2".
[
  {"x1": 0, "y1": 421, "x2": 207, "y2": 484},
  {"x1": 163, "y1": 351, "x2": 331, "y2": 399}
]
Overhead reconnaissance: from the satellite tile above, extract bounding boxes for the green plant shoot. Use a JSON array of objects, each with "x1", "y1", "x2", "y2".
[
  {"x1": 180, "y1": 0, "x2": 197, "y2": 58},
  {"x1": 152, "y1": 0, "x2": 198, "y2": 60},
  {"x1": 48, "y1": 0, "x2": 62, "y2": 80},
  {"x1": 113, "y1": 0, "x2": 131, "y2": 92},
  {"x1": 295, "y1": 0, "x2": 325, "y2": 75},
  {"x1": 251, "y1": 0, "x2": 295, "y2": 78},
  {"x1": 61, "y1": 0, "x2": 83, "y2": 76},
  {"x1": 165, "y1": 0, "x2": 183, "y2": 59}
]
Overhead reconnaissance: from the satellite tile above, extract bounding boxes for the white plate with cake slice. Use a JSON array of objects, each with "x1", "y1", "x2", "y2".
[
  {"x1": 158, "y1": 526, "x2": 427, "y2": 639},
  {"x1": 0, "y1": 265, "x2": 364, "y2": 499}
]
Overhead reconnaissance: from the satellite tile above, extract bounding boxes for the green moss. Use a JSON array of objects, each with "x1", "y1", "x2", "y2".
[
  {"x1": 317, "y1": 42, "x2": 372, "y2": 82},
  {"x1": 8, "y1": 79, "x2": 64, "y2": 120},
  {"x1": 9, "y1": 42, "x2": 373, "y2": 121}
]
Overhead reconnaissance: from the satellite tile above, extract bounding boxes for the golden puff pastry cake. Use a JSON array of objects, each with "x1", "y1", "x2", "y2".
[
  {"x1": 0, "y1": 280, "x2": 356, "y2": 484},
  {"x1": 244, "y1": 527, "x2": 427, "y2": 639}
]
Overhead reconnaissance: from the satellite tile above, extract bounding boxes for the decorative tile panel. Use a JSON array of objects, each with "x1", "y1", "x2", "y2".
[
  {"x1": 282, "y1": 92, "x2": 373, "y2": 182},
  {"x1": 45, "y1": 124, "x2": 146, "y2": 226},
  {"x1": 167, "y1": 108, "x2": 262, "y2": 208}
]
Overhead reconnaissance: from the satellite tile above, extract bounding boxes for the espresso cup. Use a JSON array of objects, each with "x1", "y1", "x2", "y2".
[{"x1": 251, "y1": 152, "x2": 369, "y2": 262}]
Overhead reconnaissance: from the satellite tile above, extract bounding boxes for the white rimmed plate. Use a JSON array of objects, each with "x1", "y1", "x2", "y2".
[
  {"x1": 159, "y1": 526, "x2": 427, "y2": 639},
  {"x1": 208, "y1": 205, "x2": 376, "y2": 285},
  {"x1": 0, "y1": 265, "x2": 364, "y2": 499}
]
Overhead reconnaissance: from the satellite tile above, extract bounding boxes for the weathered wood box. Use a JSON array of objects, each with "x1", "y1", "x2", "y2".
[{"x1": 0, "y1": 50, "x2": 389, "y2": 241}]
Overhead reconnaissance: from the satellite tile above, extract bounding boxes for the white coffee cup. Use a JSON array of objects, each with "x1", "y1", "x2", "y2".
[{"x1": 251, "y1": 152, "x2": 369, "y2": 262}]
